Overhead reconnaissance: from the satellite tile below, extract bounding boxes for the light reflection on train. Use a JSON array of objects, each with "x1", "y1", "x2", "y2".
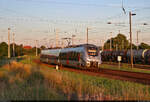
[{"x1": 40, "y1": 44, "x2": 102, "y2": 68}]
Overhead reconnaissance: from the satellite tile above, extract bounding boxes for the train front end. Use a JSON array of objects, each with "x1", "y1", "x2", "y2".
[{"x1": 85, "y1": 44, "x2": 102, "y2": 68}]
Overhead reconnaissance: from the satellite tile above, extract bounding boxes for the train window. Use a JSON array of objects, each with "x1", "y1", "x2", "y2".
[
  {"x1": 70, "y1": 52, "x2": 73, "y2": 60},
  {"x1": 60, "y1": 53, "x2": 62, "y2": 59},
  {"x1": 73, "y1": 52, "x2": 77, "y2": 61},
  {"x1": 88, "y1": 47, "x2": 98, "y2": 56},
  {"x1": 68, "y1": 52, "x2": 71, "y2": 60},
  {"x1": 71, "y1": 52, "x2": 74, "y2": 60},
  {"x1": 76, "y1": 52, "x2": 79, "y2": 61},
  {"x1": 78, "y1": 53, "x2": 80, "y2": 61},
  {"x1": 64, "y1": 53, "x2": 66, "y2": 60},
  {"x1": 69, "y1": 52, "x2": 71, "y2": 60},
  {"x1": 60, "y1": 52, "x2": 66, "y2": 60},
  {"x1": 71, "y1": 52, "x2": 73, "y2": 60},
  {"x1": 74, "y1": 52, "x2": 78, "y2": 61}
]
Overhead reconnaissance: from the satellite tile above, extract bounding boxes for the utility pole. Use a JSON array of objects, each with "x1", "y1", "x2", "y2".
[
  {"x1": 72, "y1": 29, "x2": 77, "y2": 46},
  {"x1": 13, "y1": 33, "x2": 15, "y2": 57},
  {"x1": 55, "y1": 29, "x2": 59, "y2": 47},
  {"x1": 87, "y1": 27, "x2": 88, "y2": 44},
  {"x1": 101, "y1": 39, "x2": 104, "y2": 51},
  {"x1": 116, "y1": 44, "x2": 118, "y2": 51},
  {"x1": 110, "y1": 32, "x2": 112, "y2": 51},
  {"x1": 122, "y1": 40, "x2": 124, "y2": 50},
  {"x1": 61, "y1": 38, "x2": 64, "y2": 48},
  {"x1": 36, "y1": 40, "x2": 38, "y2": 56},
  {"x1": 72, "y1": 35, "x2": 75, "y2": 46},
  {"x1": 137, "y1": 30, "x2": 140, "y2": 50},
  {"x1": 8, "y1": 28, "x2": 11, "y2": 58},
  {"x1": 129, "y1": 11, "x2": 136, "y2": 68}
]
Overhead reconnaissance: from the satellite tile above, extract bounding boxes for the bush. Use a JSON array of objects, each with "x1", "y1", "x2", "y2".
[{"x1": 26, "y1": 69, "x2": 44, "y2": 85}]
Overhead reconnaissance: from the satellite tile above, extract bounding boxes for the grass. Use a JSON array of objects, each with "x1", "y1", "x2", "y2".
[
  {"x1": 0, "y1": 56, "x2": 25, "y2": 67},
  {"x1": 100, "y1": 63, "x2": 150, "y2": 74},
  {"x1": 0, "y1": 56, "x2": 150, "y2": 100},
  {"x1": 0, "y1": 61, "x2": 66, "y2": 100}
]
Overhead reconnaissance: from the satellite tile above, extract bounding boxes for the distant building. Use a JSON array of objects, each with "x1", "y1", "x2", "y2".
[{"x1": 23, "y1": 46, "x2": 32, "y2": 50}]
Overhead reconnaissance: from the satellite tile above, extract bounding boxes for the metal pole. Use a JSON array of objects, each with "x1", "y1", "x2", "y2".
[
  {"x1": 8, "y1": 28, "x2": 11, "y2": 58},
  {"x1": 36, "y1": 40, "x2": 38, "y2": 56},
  {"x1": 122, "y1": 40, "x2": 124, "y2": 50},
  {"x1": 101, "y1": 39, "x2": 104, "y2": 51},
  {"x1": 129, "y1": 11, "x2": 133, "y2": 68},
  {"x1": 72, "y1": 35, "x2": 74, "y2": 46},
  {"x1": 87, "y1": 27, "x2": 88, "y2": 44},
  {"x1": 72, "y1": 35, "x2": 75, "y2": 46},
  {"x1": 61, "y1": 39, "x2": 64, "y2": 48},
  {"x1": 110, "y1": 32, "x2": 112, "y2": 51},
  {"x1": 55, "y1": 29, "x2": 58, "y2": 47},
  {"x1": 13, "y1": 33, "x2": 15, "y2": 57},
  {"x1": 137, "y1": 31, "x2": 140, "y2": 50},
  {"x1": 116, "y1": 44, "x2": 118, "y2": 51}
]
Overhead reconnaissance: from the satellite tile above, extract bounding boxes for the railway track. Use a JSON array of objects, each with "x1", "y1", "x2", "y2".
[
  {"x1": 34, "y1": 60, "x2": 150, "y2": 85},
  {"x1": 102, "y1": 62, "x2": 150, "y2": 70}
]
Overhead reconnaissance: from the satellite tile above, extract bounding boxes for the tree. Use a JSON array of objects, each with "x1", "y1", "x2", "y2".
[
  {"x1": 139, "y1": 42, "x2": 150, "y2": 49},
  {"x1": 0, "y1": 42, "x2": 8, "y2": 58},
  {"x1": 0, "y1": 42, "x2": 42, "y2": 58},
  {"x1": 40, "y1": 45, "x2": 46, "y2": 50},
  {"x1": 104, "y1": 33, "x2": 137, "y2": 50}
]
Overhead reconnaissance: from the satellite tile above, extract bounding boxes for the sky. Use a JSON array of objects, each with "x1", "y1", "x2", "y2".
[{"x1": 0, "y1": 0, "x2": 150, "y2": 47}]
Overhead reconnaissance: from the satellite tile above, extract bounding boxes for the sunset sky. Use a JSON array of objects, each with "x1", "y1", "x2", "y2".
[{"x1": 0, "y1": 0, "x2": 150, "y2": 47}]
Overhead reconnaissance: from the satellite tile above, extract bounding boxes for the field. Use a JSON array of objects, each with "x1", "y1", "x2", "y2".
[{"x1": 0, "y1": 56, "x2": 150, "y2": 100}]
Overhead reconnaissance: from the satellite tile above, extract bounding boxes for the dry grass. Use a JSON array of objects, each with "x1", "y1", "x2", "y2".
[
  {"x1": 0, "y1": 61, "x2": 66, "y2": 100},
  {"x1": 0, "y1": 59, "x2": 150, "y2": 100},
  {"x1": 41, "y1": 68, "x2": 111, "y2": 100}
]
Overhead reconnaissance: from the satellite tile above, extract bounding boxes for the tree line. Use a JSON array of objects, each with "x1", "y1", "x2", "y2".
[
  {"x1": 103, "y1": 33, "x2": 150, "y2": 50},
  {"x1": 1, "y1": 33, "x2": 150, "y2": 58},
  {"x1": 0, "y1": 42, "x2": 41, "y2": 58}
]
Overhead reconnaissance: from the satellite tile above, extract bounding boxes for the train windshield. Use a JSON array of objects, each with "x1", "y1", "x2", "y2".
[{"x1": 87, "y1": 46, "x2": 98, "y2": 56}]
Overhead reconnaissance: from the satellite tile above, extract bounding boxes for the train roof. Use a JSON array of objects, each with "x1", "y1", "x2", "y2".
[
  {"x1": 42, "y1": 44, "x2": 98, "y2": 50},
  {"x1": 65, "y1": 44, "x2": 98, "y2": 48}
]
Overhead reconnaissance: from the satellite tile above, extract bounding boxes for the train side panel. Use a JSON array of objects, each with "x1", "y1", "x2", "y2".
[
  {"x1": 59, "y1": 46, "x2": 85, "y2": 68},
  {"x1": 40, "y1": 49, "x2": 61, "y2": 65}
]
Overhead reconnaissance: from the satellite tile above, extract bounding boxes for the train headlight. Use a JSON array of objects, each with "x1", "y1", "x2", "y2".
[{"x1": 86, "y1": 61, "x2": 90, "y2": 67}]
